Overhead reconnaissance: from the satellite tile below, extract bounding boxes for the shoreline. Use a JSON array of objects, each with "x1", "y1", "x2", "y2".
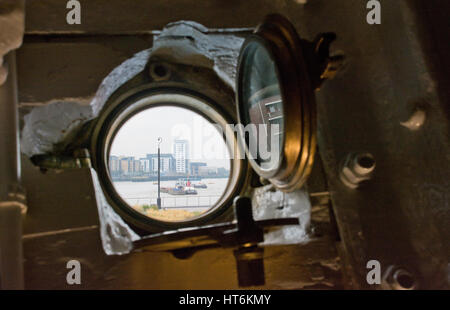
[{"x1": 111, "y1": 175, "x2": 229, "y2": 182}]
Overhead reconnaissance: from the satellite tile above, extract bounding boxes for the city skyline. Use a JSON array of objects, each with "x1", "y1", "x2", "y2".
[
  {"x1": 109, "y1": 106, "x2": 231, "y2": 170},
  {"x1": 109, "y1": 135, "x2": 229, "y2": 178},
  {"x1": 109, "y1": 152, "x2": 229, "y2": 179},
  {"x1": 109, "y1": 142, "x2": 230, "y2": 172}
]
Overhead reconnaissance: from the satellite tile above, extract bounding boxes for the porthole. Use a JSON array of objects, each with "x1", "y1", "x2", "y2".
[
  {"x1": 109, "y1": 106, "x2": 231, "y2": 222},
  {"x1": 92, "y1": 88, "x2": 247, "y2": 231}
]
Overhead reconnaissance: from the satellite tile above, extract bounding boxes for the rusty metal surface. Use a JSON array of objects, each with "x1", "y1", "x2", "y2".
[
  {"x1": 17, "y1": 35, "x2": 153, "y2": 105},
  {"x1": 310, "y1": 1, "x2": 450, "y2": 289},
  {"x1": 21, "y1": 156, "x2": 99, "y2": 235}
]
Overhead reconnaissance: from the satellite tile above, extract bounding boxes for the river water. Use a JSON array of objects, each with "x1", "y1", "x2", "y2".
[{"x1": 113, "y1": 177, "x2": 229, "y2": 212}]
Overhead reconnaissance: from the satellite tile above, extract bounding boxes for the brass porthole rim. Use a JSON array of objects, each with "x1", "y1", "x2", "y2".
[{"x1": 91, "y1": 85, "x2": 247, "y2": 232}]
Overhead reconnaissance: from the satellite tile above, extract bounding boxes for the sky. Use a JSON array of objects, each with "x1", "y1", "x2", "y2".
[{"x1": 110, "y1": 106, "x2": 231, "y2": 169}]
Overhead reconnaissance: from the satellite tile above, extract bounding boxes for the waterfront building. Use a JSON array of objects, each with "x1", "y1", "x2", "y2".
[
  {"x1": 198, "y1": 166, "x2": 218, "y2": 176},
  {"x1": 118, "y1": 156, "x2": 134, "y2": 175},
  {"x1": 133, "y1": 159, "x2": 141, "y2": 174},
  {"x1": 109, "y1": 155, "x2": 120, "y2": 173},
  {"x1": 146, "y1": 153, "x2": 175, "y2": 174},
  {"x1": 139, "y1": 158, "x2": 151, "y2": 173},
  {"x1": 190, "y1": 162, "x2": 206, "y2": 176}
]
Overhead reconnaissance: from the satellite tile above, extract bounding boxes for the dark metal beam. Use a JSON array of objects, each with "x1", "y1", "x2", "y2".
[{"x1": 0, "y1": 52, "x2": 25, "y2": 290}]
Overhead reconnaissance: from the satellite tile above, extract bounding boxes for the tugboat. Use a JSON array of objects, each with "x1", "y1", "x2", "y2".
[
  {"x1": 193, "y1": 182, "x2": 207, "y2": 189},
  {"x1": 176, "y1": 179, "x2": 198, "y2": 195},
  {"x1": 184, "y1": 187, "x2": 198, "y2": 195},
  {"x1": 160, "y1": 185, "x2": 186, "y2": 195},
  {"x1": 161, "y1": 179, "x2": 198, "y2": 195}
]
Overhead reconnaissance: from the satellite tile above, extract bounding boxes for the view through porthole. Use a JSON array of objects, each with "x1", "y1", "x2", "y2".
[{"x1": 108, "y1": 106, "x2": 231, "y2": 222}]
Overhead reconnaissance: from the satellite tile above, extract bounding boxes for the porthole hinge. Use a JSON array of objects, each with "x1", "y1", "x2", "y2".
[{"x1": 305, "y1": 32, "x2": 345, "y2": 90}]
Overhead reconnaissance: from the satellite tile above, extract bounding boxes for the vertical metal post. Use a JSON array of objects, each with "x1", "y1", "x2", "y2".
[
  {"x1": 157, "y1": 137, "x2": 162, "y2": 209},
  {"x1": 0, "y1": 52, "x2": 25, "y2": 290}
]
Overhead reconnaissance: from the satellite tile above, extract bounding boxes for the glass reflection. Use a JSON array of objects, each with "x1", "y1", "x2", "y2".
[{"x1": 241, "y1": 41, "x2": 284, "y2": 170}]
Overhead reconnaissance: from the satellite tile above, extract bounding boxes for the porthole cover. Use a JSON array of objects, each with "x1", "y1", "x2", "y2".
[{"x1": 236, "y1": 14, "x2": 338, "y2": 192}]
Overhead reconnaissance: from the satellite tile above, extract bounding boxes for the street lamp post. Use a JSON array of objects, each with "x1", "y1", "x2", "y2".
[{"x1": 157, "y1": 137, "x2": 162, "y2": 209}]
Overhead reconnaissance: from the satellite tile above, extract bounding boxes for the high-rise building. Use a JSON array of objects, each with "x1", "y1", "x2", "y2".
[{"x1": 173, "y1": 139, "x2": 189, "y2": 174}]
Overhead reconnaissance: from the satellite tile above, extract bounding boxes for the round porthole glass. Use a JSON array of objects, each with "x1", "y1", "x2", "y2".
[
  {"x1": 108, "y1": 106, "x2": 232, "y2": 222},
  {"x1": 92, "y1": 90, "x2": 246, "y2": 230}
]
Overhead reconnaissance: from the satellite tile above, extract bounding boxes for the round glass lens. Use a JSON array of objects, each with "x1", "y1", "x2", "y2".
[
  {"x1": 240, "y1": 40, "x2": 284, "y2": 171},
  {"x1": 108, "y1": 106, "x2": 231, "y2": 222}
]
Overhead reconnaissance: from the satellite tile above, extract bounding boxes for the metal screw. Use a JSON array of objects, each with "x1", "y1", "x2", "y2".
[
  {"x1": 340, "y1": 152, "x2": 376, "y2": 189},
  {"x1": 149, "y1": 63, "x2": 171, "y2": 81}
]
